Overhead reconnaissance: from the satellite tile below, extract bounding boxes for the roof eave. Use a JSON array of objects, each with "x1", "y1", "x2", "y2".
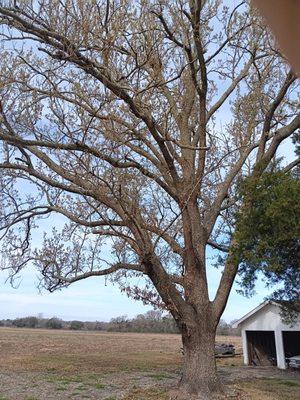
[{"x1": 232, "y1": 300, "x2": 278, "y2": 328}]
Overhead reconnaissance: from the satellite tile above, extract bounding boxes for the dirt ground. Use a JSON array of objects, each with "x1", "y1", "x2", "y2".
[{"x1": 0, "y1": 328, "x2": 299, "y2": 400}]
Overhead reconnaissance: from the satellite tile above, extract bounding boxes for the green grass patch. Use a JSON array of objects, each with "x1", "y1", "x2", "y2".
[
  {"x1": 280, "y1": 381, "x2": 300, "y2": 387},
  {"x1": 261, "y1": 378, "x2": 300, "y2": 387},
  {"x1": 74, "y1": 384, "x2": 88, "y2": 391},
  {"x1": 124, "y1": 387, "x2": 168, "y2": 400},
  {"x1": 94, "y1": 382, "x2": 105, "y2": 389},
  {"x1": 146, "y1": 372, "x2": 173, "y2": 381},
  {"x1": 72, "y1": 391, "x2": 88, "y2": 397},
  {"x1": 86, "y1": 373, "x2": 98, "y2": 380},
  {"x1": 63, "y1": 376, "x2": 83, "y2": 384},
  {"x1": 56, "y1": 386, "x2": 68, "y2": 391},
  {"x1": 46, "y1": 374, "x2": 84, "y2": 385},
  {"x1": 239, "y1": 378, "x2": 300, "y2": 400}
]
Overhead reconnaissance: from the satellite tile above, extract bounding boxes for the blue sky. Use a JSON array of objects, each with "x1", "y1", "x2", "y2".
[
  {"x1": 0, "y1": 266, "x2": 153, "y2": 322},
  {"x1": 1, "y1": 138, "x2": 294, "y2": 324},
  {"x1": 0, "y1": 110, "x2": 295, "y2": 325},
  {"x1": 0, "y1": 255, "x2": 273, "y2": 323},
  {"x1": 0, "y1": 211, "x2": 276, "y2": 324},
  {"x1": 0, "y1": 0, "x2": 296, "y2": 324}
]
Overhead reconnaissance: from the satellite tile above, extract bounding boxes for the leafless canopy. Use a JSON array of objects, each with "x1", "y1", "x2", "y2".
[{"x1": 0, "y1": 0, "x2": 299, "y2": 328}]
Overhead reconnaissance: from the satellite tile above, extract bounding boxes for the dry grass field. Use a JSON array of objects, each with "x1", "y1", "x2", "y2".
[{"x1": 0, "y1": 328, "x2": 299, "y2": 400}]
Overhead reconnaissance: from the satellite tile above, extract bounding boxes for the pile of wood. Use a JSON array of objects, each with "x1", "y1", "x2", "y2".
[{"x1": 215, "y1": 343, "x2": 235, "y2": 358}]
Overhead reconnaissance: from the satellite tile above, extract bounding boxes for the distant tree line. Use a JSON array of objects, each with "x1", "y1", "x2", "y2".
[
  {"x1": 0, "y1": 311, "x2": 240, "y2": 335},
  {"x1": 105, "y1": 310, "x2": 178, "y2": 333}
]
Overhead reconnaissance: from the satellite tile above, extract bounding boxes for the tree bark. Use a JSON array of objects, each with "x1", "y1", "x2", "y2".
[{"x1": 178, "y1": 323, "x2": 220, "y2": 399}]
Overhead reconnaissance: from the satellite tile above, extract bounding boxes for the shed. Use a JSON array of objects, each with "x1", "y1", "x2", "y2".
[{"x1": 233, "y1": 301, "x2": 300, "y2": 369}]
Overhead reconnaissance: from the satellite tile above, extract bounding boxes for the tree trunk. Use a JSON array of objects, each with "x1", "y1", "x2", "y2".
[{"x1": 178, "y1": 324, "x2": 221, "y2": 400}]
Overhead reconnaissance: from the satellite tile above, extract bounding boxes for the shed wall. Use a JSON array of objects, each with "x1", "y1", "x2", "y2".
[
  {"x1": 240, "y1": 304, "x2": 300, "y2": 332},
  {"x1": 239, "y1": 303, "x2": 300, "y2": 370}
]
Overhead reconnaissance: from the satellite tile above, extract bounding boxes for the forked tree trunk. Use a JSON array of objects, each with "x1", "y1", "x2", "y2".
[{"x1": 178, "y1": 324, "x2": 220, "y2": 400}]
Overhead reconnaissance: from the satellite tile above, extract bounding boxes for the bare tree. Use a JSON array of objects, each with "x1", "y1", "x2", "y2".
[{"x1": 0, "y1": 1, "x2": 299, "y2": 398}]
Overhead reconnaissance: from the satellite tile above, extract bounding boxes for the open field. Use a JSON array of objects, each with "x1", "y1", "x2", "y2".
[{"x1": 0, "y1": 328, "x2": 299, "y2": 399}]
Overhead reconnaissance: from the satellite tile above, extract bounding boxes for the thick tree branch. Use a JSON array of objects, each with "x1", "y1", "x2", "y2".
[
  {"x1": 52, "y1": 263, "x2": 145, "y2": 284},
  {"x1": 283, "y1": 158, "x2": 300, "y2": 173}
]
